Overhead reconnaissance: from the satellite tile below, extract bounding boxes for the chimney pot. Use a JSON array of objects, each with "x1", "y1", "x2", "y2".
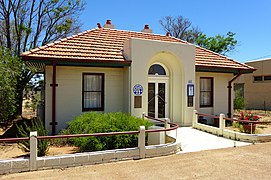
[
  {"x1": 106, "y1": 20, "x2": 112, "y2": 24},
  {"x1": 97, "y1": 23, "x2": 101, "y2": 28},
  {"x1": 104, "y1": 20, "x2": 115, "y2": 29},
  {"x1": 166, "y1": 32, "x2": 171, "y2": 36},
  {"x1": 141, "y1": 24, "x2": 153, "y2": 33}
]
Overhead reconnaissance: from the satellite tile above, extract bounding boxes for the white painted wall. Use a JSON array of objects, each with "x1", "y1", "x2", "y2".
[
  {"x1": 195, "y1": 72, "x2": 234, "y2": 117},
  {"x1": 45, "y1": 66, "x2": 125, "y2": 134},
  {"x1": 124, "y1": 38, "x2": 196, "y2": 126}
]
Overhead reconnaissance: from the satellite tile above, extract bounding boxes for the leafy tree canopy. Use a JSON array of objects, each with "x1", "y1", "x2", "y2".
[
  {"x1": 159, "y1": 15, "x2": 238, "y2": 55},
  {"x1": 0, "y1": 0, "x2": 85, "y2": 116},
  {"x1": 196, "y1": 32, "x2": 237, "y2": 55},
  {"x1": 0, "y1": 46, "x2": 21, "y2": 124}
]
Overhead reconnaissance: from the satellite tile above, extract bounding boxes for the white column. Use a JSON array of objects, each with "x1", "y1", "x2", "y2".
[
  {"x1": 142, "y1": 112, "x2": 146, "y2": 119},
  {"x1": 138, "y1": 126, "x2": 146, "y2": 159},
  {"x1": 164, "y1": 118, "x2": 170, "y2": 136},
  {"x1": 193, "y1": 110, "x2": 198, "y2": 127},
  {"x1": 29, "y1": 131, "x2": 38, "y2": 171},
  {"x1": 219, "y1": 114, "x2": 225, "y2": 134}
]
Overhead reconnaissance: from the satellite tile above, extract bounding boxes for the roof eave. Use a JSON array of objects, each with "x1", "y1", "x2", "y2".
[
  {"x1": 21, "y1": 56, "x2": 132, "y2": 68},
  {"x1": 196, "y1": 65, "x2": 256, "y2": 75}
]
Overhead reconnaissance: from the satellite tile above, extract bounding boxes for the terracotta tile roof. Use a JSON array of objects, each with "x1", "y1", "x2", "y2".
[{"x1": 22, "y1": 27, "x2": 254, "y2": 72}]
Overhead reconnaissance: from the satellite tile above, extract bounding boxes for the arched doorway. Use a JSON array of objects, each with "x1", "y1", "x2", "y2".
[{"x1": 148, "y1": 64, "x2": 169, "y2": 118}]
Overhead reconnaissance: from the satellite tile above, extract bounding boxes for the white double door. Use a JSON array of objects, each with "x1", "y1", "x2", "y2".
[{"x1": 148, "y1": 78, "x2": 169, "y2": 119}]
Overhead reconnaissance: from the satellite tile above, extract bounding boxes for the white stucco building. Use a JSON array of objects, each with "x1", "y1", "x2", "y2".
[{"x1": 22, "y1": 20, "x2": 255, "y2": 135}]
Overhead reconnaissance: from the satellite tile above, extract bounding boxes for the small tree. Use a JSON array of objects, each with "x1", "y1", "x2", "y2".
[
  {"x1": 16, "y1": 119, "x2": 49, "y2": 156},
  {"x1": 0, "y1": 47, "x2": 21, "y2": 125},
  {"x1": 234, "y1": 90, "x2": 245, "y2": 111},
  {"x1": 159, "y1": 15, "x2": 238, "y2": 55}
]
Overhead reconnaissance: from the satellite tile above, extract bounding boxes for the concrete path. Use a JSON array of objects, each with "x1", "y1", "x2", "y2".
[{"x1": 170, "y1": 127, "x2": 251, "y2": 153}]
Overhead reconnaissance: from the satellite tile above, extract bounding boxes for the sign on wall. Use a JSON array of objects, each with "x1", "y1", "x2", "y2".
[{"x1": 133, "y1": 84, "x2": 143, "y2": 96}]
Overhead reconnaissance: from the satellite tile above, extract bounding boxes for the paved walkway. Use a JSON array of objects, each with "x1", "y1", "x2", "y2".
[{"x1": 170, "y1": 127, "x2": 251, "y2": 153}]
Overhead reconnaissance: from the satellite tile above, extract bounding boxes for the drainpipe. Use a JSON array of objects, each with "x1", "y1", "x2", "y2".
[
  {"x1": 50, "y1": 60, "x2": 58, "y2": 135},
  {"x1": 227, "y1": 72, "x2": 242, "y2": 118}
]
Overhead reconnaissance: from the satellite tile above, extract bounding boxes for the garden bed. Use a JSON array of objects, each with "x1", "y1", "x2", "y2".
[{"x1": 226, "y1": 110, "x2": 271, "y2": 134}]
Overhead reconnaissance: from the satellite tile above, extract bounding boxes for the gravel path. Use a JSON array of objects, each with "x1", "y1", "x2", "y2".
[{"x1": 1, "y1": 142, "x2": 271, "y2": 180}]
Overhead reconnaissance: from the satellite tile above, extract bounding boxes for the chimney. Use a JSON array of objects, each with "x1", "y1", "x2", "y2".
[
  {"x1": 103, "y1": 20, "x2": 115, "y2": 29},
  {"x1": 141, "y1": 25, "x2": 153, "y2": 33},
  {"x1": 166, "y1": 32, "x2": 171, "y2": 36}
]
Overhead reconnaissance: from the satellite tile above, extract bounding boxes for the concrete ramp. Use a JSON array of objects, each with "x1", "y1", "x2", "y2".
[{"x1": 171, "y1": 127, "x2": 251, "y2": 153}]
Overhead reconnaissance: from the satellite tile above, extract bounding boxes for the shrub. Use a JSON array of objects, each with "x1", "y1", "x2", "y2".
[
  {"x1": 61, "y1": 112, "x2": 153, "y2": 152},
  {"x1": 16, "y1": 119, "x2": 49, "y2": 156},
  {"x1": 234, "y1": 90, "x2": 245, "y2": 110}
]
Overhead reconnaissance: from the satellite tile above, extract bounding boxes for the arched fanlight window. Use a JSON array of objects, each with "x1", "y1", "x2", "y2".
[{"x1": 148, "y1": 64, "x2": 166, "y2": 75}]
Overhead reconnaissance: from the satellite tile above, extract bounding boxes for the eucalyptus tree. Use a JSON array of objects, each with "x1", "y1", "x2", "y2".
[{"x1": 0, "y1": 0, "x2": 85, "y2": 115}]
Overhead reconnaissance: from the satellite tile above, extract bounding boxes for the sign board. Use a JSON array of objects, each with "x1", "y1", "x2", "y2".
[
  {"x1": 133, "y1": 84, "x2": 143, "y2": 96},
  {"x1": 187, "y1": 84, "x2": 194, "y2": 97}
]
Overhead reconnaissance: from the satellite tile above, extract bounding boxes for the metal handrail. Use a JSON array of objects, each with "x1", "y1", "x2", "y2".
[
  {"x1": 0, "y1": 116, "x2": 179, "y2": 143},
  {"x1": 196, "y1": 112, "x2": 271, "y2": 125}
]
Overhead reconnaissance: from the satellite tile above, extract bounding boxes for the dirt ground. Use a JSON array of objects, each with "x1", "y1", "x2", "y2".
[
  {"x1": 1, "y1": 142, "x2": 271, "y2": 180},
  {"x1": 0, "y1": 143, "x2": 78, "y2": 159}
]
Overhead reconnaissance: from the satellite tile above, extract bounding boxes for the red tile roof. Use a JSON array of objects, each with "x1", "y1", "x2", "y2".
[{"x1": 22, "y1": 27, "x2": 254, "y2": 72}]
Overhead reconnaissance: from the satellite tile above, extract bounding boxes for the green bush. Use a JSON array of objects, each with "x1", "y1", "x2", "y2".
[
  {"x1": 61, "y1": 112, "x2": 153, "y2": 152},
  {"x1": 16, "y1": 119, "x2": 49, "y2": 156},
  {"x1": 234, "y1": 90, "x2": 245, "y2": 110}
]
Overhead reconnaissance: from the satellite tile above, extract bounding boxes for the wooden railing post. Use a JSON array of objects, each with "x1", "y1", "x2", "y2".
[
  {"x1": 30, "y1": 131, "x2": 38, "y2": 171},
  {"x1": 138, "y1": 126, "x2": 146, "y2": 159}
]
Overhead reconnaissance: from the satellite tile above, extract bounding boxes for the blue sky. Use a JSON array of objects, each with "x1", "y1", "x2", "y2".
[{"x1": 80, "y1": 0, "x2": 271, "y2": 62}]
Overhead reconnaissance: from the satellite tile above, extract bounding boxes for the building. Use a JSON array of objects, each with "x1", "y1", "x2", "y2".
[
  {"x1": 21, "y1": 20, "x2": 255, "y2": 135},
  {"x1": 235, "y1": 58, "x2": 271, "y2": 110}
]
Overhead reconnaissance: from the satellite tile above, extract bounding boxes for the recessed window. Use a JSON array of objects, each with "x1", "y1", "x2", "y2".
[
  {"x1": 82, "y1": 73, "x2": 104, "y2": 111},
  {"x1": 148, "y1": 64, "x2": 166, "y2": 75},
  {"x1": 254, "y1": 76, "x2": 263, "y2": 82},
  {"x1": 200, "y1": 77, "x2": 213, "y2": 107},
  {"x1": 264, "y1": 75, "x2": 271, "y2": 81}
]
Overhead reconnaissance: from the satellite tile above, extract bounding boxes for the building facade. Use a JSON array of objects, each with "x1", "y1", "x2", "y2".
[
  {"x1": 235, "y1": 58, "x2": 271, "y2": 110},
  {"x1": 22, "y1": 21, "x2": 255, "y2": 134}
]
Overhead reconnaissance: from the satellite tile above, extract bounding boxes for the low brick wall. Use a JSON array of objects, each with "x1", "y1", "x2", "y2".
[{"x1": 0, "y1": 142, "x2": 180, "y2": 175}]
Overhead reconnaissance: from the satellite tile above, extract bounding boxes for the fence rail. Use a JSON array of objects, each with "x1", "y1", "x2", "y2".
[
  {"x1": 0, "y1": 114, "x2": 180, "y2": 174},
  {"x1": 196, "y1": 112, "x2": 271, "y2": 125},
  {"x1": 0, "y1": 114, "x2": 178, "y2": 143},
  {"x1": 194, "y1": 110, "x2": 271, "y2": 142}
]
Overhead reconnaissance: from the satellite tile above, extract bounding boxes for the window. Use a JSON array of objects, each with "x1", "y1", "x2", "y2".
[
  {"x1": 200, "y1": 77, "x2": 213, "y2": 107},
  {"x1": 148, "y1": 64, "x2": 166, "y2": 75},
  {"x1": 254, "y1": 76, "x2": 263, "y2": 82},
  {"x1": 264, "y1": 75, "x2": 271, "y2": 81},
  {"x1": 82, "y1": 73, "x2": 104, "y2": 111}
]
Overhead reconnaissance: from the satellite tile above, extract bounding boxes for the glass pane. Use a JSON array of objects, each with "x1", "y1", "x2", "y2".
[
  {"x1": 84, "y1": 92, "x2": 101, "y2": 108},
  {"x1": 200, "y1": 78, "x2": 213, "y2": 106},
  {"x1": 148, "y1": 83, "x2": 155, "y2": 118},
  {"x1": 264, "y1": 76, "x2": 271, "y2": 81},
  {"x1": 200, "y1": 78, "x2": 211, "y2": 91},
  {"x1": 158, "y1": 83, "x2": 165, "y2": 118},
  {"x1": 200, "y1": 92, "x2": 211, "y2": 106},
  {"x1": 84, "y1": 75, "x2": 102, "y2": 91},
  {"x1": 148, "y1": 64, "x2": 166, "y2": 75},
  {"x1": 254, "y1": 76, "x2": 263, "y2": 81}
]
